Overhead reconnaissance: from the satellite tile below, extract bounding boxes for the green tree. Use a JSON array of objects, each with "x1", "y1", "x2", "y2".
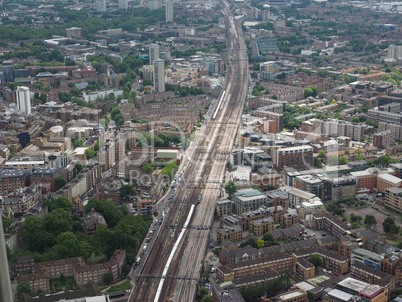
[
  {"x1": 199, "y1": 287, "x2": 208, "y2": 298},
  {"x1": 352, "y1": 117, "x2": 360, "y2": 123},
  {"x1": 102, "y1": 272, "x2": 114, "y2": 285},
  {"x1": 85, "y1": 149, "x2": 97, "y2": 160},
  {"x1": 362, "y1": 103, "x2": 369, "y2": 113},
  {"x1": 383, "y1": 217, "x2": 399, "y2": 235},
  {"x1": 307, "y1": 291, "x2": 314, "y2": 302},
  {"x1": 84, "y1": 198, "x2": 123, "y2": 227},
  {"x1": 2, "y1": 216, "x2": 13, "y2": 230},
  {"x1": 54, "y1": 232, "x2": 81, "y2": 258},
  {"x1": 119, "y1": 184, "x2": 137, "y2": 199},
  {"x1": 55, "y1": 176, "x2": 67, "y2": 190},
  {"x1": 224, "y1": 181, "x2": 237, "y2": 195},
  {"x1": 121, "y1": 263, "x2": 131, "y2": 277},
  {"x1": 17, "y1": 282, "x2": 32, "y2": 296},
  {"x1": 201, "y1": 296, "x2": 213, "y2": 302},
  {"x1": 44, "y1": 209, "x2": 73, "y2": 236},
  {"x1": 257, "y1": 239, "x2": 264, "y2": 248},
  {"x1": 364, "y1": 215, "x2": 377, "y2": 229},
  {"x1": 75, "y1": 162, "x2": 83, "y2": 173},
  {"x1": 350, "y1": 214, "x2": 362, "y2": 223},
  {"x1": 304, "y1": 87, "x2": 314, "y2": 98},
  {"x1": 317, "y1": 150, "x2": 326, "y2": 159},
  {"x1": 311, "y1": 254, "x2": 323, "y2": 268},
  {"x1": 43, "y1": 196, "x2": 73, "y2": 213}
]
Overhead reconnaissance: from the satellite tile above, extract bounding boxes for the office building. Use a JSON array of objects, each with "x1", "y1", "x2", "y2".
[
  {"x1": 153, "y1": 59, "x2": 165, "y2": 93},
  {"x1": 166, "y1": 0, "x2": 174, "y2": 22},
  {"x1": 119, "y1": 0, "x2": 128, "y2": 9},
  {"x1": 16, "y1": 86, "x2": 31, "y2": 116},
  {"x1": 149, "y1": 43, "x2": 160, "y2": 65}
]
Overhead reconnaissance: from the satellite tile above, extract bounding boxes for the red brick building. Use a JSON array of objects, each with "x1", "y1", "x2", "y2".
[
  {"x1": 273, "y1": 145, "x2": 314, "y2": 170},
  {"x1": 0, "y1": 169, "x2": 28, "y2": 196},
  {"x1": 17, "y1": 250, "x2": 126, "y2": 294},
  {"x1": 31, "y1": 166, "x2": 68, "y2": 192},
  {"x1": 377, "y1": 174, "x2": 402, "y2": 193}
]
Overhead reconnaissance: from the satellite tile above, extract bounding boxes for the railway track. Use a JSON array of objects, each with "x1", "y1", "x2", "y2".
[{"x1": 130, "y1": 1, "x2": 248, "y2": 300}]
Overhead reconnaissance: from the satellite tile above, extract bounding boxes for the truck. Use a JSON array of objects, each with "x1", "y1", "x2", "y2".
[{"x1": 136, "y1": 257, "x2": 141, "y2": 264}]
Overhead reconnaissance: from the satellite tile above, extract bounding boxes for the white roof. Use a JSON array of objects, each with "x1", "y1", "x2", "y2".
[
  {"x1": 350, "y1": 170, "x2": 371, "y2": 177},
  {"x1": 378, "y1": 173, "x2": 402, "y2": 185},
  {"x1": 279, "y1": 291, "x2": 304, "y2": 300},
  {"x1": 294, "y1": 281, "x2": 315, "y2": 291},
  {"x1": 327, "y1": 289, "x2": 353, "y2": 301}
]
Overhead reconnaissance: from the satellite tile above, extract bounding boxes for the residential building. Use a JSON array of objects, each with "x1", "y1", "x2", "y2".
[
  {"x1": 294, "y1": 175, "x2": 323, "y2": 199},
  {"x1": 216, "y1": 253, "x2": 293, "y2": 282},
  {"x1": 373, "y1": 130, "x2": 395, "y2": 148},
  {"x1": 165, "y1": 0, "x2": 173, "y2": 22},
  {"x1": 390, "y1": 163, "x2": 402, "y2": 178},
  {"x1": 137, "y1": 193, "x2": 154, "y2": 215},
  {"x1": 273, "y1": 145, "x2": 313, "y2": 170},
  {"x1": 119, "y1": 0, "x2": 128, "y2": 9},
  {"x1": 83, "y1": 208, "x2": 108, "y2": 236},
  {"x1": 312, "y1": 212, "x2": 349, "y2": 238},
  {"x1": 31, "y1": 166, "x2": 67, "y2": 192},
  {"x1": 295, "y1": 259, "x2": 315, "y2": 280},
  {"x1": 385, "y1": 187, "x2": 402, "y2": 213},
  {"x1": 0, "y1": 169, "x2": 28, "y2": 196},
  {"x1": 97, "y1": 0, "x2": 106, "y2": 12},
  {"x1": 330, "y1": 176, "x2": 357, "y2": 201},
  {"x1": 2, "y1": 183, "x2": 50, "y2": 215},
  {"x1": 378, "y1": 122, "x2": 402, "y2": 141},
  {"x1": 153, "y1": 59, "x2": 165, "y2": 93},
  {"x1": 149, "y1": 43, "x2": 160, "y2": 65},
  {"x1": 211, "y1": 283, "x2": 245, "y2": 302},
  {"x1": 66, "y1": 27, "x2": 82, "y2": 39},
  {"x1": 292, "y1": 248, "x2": 349, "y2": 274},
  {"x1": 217, "y1": 225, "x2": 243, "y2": 243},
  {"x1": 377, "y1": 174, "x2": 402, "y2": 193},
  {"x1": 16, "y1": 86, "x2": 31, "y2": 116},
  {"x1": 249, "y1": 216, "x2": 274, "y2": 236},
  {"x1": 216, "y1": 199, "x2": 233, "y2": 218},
  {"x1": 17, "y1": 250, "x2": 126, "y2": 293},
  {"x1": 232, "y1": 188, "x2": 268, "y2": 214},
  {"x1": 338, "y1": 240, "x2": 360, "y2": 259},
  {"x1": 367, "y1": 109, "x2": 402, "y2": 124},
  {"x1": 351, "y1": 262, "x2": 395, "y2": 293}
]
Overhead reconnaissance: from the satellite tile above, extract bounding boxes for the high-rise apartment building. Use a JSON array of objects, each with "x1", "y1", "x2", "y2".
[
  {"x1": 153, "y1": 59, "x2": 165, "y2": 93},
  {"x1": 97, "y1": 0, "x2": 106, "y2": 12},
  {"x1": 387, "y1": 44, "x2": 402, "y2": 59},
  {"x1": 119, "y1": 0, "x2": 128, "y2": 9},
  {"x1": 166, "y1": 0, "x2": 174, "y2": 22},
  {"x1": 149, "y1": 43, "x2": 160, "y2": 65},
  {"x1": 16, "y1": 86, "x2": 31, "y2": 116},
  {"x1": 66, "y1": 27, "x2": 82, "y2": 39}
]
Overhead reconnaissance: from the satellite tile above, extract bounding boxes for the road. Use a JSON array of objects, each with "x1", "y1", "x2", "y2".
[{"x1": 129, "y1": 1, "x2": 248, "y2": 301}]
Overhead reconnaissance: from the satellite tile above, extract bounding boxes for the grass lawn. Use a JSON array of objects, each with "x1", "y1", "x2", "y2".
[{"x1": 106, "y1": 281, "x2": 132, "y2": 292}]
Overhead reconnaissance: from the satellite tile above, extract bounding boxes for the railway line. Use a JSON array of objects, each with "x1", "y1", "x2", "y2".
[{"x1": 129, "y1": 1, "x2": 248, "y2": 300}]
